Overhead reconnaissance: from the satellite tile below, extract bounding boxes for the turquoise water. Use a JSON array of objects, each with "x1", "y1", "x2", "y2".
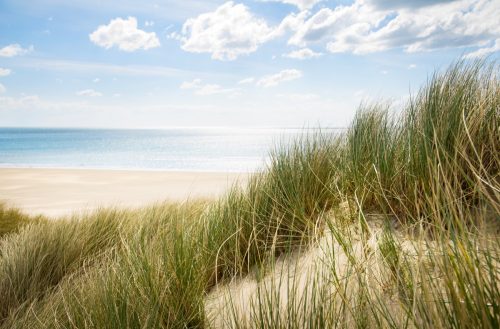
[{"x1": 0, "y1": 128, "x2": 306, "y2": 172}]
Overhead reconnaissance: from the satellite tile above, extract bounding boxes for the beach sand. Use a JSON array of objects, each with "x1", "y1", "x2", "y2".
[{"x1": 0, "y1": 168, "x2": 248, "y2": 217}]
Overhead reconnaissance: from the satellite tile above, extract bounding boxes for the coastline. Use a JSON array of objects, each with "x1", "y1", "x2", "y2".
[
  {"x1": 0, "y1": 167, "x2": 249, "y2": 217},
  {"x1": 0, "y1": 164, "x2": 257, "y2": 173}
]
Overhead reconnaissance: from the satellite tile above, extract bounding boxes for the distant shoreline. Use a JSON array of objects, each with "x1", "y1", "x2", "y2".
[
  {"x1": 0, "y1": 168, "x2": 248, "y2": 217},
  {"x1": 0, "y1": 164, "x2": 256, "y2": 174},
  {"x1": 0, "y1": 126, "x2": 347, "y2": 130}
]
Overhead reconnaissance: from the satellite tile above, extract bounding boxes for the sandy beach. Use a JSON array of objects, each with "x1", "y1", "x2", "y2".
[{"x1": 0, "y1": 168, "x2": 248, "y2": 217}]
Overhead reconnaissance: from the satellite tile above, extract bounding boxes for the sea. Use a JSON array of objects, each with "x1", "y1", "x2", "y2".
[{"x1": 0, "y1": 128, "x2": 314, "y2": 172}]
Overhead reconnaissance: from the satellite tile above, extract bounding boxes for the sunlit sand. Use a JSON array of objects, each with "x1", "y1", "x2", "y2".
[{"x1": 0, "y1": 168, "x2": 248, "y2": 217}]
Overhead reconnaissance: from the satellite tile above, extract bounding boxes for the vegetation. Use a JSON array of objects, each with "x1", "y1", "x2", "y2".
[
  {"x1": 0, "y1": 203, "x2": 45, "y2": 238},
  {"x1": 0, "y1": 60, "x2": 498, "y2": 328}
]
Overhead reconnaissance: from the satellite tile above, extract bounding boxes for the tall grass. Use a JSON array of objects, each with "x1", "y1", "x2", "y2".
[
  {"x1": 0, "y1": 209, "x2": 126, "y2": 323},
  {"x1": 0, "y1": 60, "x2": 498, "y2": 328},
  {"x1": 206, "y1": 135, "x2": 337, "y2": 284},
  {"x1": 336, "y1": 61, "x2": 499, "y2": 222},
  {"x1": 6, "y1": 203, "x2": 210, "y2": 329},
  {"x1": 0, "y1": 203, "x2": 45, "y2": 238}
]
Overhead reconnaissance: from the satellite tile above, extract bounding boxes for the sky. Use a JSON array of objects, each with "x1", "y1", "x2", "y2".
[{"x1": 0, "y1": 0, "x2": 498, "y2": 128}]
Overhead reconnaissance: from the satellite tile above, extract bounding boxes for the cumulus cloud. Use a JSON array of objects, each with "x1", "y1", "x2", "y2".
[
  {"x1": 274, "y1": 10, "x2": 312, "y2": 37},
  {"x1": 76, "y1": 89, "x2": 102, "y2": 97},
  {"x1": 464, "y1": 39, "x2": 500, "y2": 58},
  {"x1": 0, "y1": 83, "x2": 5, "y2": 94},
  {"x1": 180, "y1": 79, "x2": 240, "y2": 96},
  {"x1": 257, "y1": 69, "x2": 303, "y2": 87},
  {"x1": 260, "y1": 0, "x2": 324, "y2": 10},
  {"x1": 0, "y1": 44, "x2": 33, "y2": 57},
  {"x1": 283, "y1": 48, "x2": 323, "y2": 59},
  {"x1": 0, "y1": 68, "x2": 11, "y2": 76},
  {"x1": 286, "y1": 0, "x2": 500, "y2": 56},
  {"x1": 367, "y1": 0, "x2": 455, "y2": 10},
  {"x1": 172, "y1": 2, "x2": 277, "y2": 60},
  {"x1": 90, "y1": 17, "x2": 160, "y2": 52}
]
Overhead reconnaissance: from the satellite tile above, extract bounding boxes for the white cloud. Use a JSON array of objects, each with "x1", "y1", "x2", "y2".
[
  {"x1": 238, "y1": 77, "x2": 255, "y2": 85},
  {"x1": 367, "y1": 0, "x2": 455, "y2": 10},
  {"x1": 0, "y1": 83, "x2": 5, "y2": 94},
  {"x1": 283, "y1": 48, "x2": 323, "y2": 59},
  {"x1": 180, "y1": 79, "x2": 240, "y2": 96},
  {"x1": 408, "y1": 64, "x2": 417, "y2": 69},
  {"x1": 0, "y1": 68, "x2": 11, "y2": 76},
  {"x1": 257, "y1": 69, "x2": 303, "y2": 87},
  {"x1": 354, "y1": 89, "x2": 367, "y2": 97},
  {"x1": 90, "y1": 17, "x2": 160, "y2": 52},
  {"x1": 180, "y1": 79, "x2": 202, "y2": 89},
  {"x1": 171, "y1": 0, "x2": 485, "y2": 60},
  {"x1": 17, "y1": 58, "x2": 195, "y2": 78},
  {"x1": 76, "y1": 89, "x2": 102, "y2": 97},
  {"x1": 260, "y1": 0, "x2": 323, "y2": 10},
  {"x1": 93, "y1": 78, "x2": 100, "y2": 83},
  {"x1": 173, "y1": 2, "x2": 277, "y2": 60},
  {"x1": 145, "y1": 20, "x2": 155, "y2": 27},
  {"x1": 197, "y1": 84, "x2": 239, "y2": 96},
  {"x1": 464, "y1": 39, "x2": 500, "y2": 58},
  {"x1": 286, "y1": 0, "x2": 500, "y2": 55},
  {"x1": 276, "y1": 93, "x2": 319, "y2": 101},
  {"x1": 0, "y1": 44, "x2": 33, "y2": 57},
  {"x1": 0, "y1": 95, "x2": 41, "y2": 108},
  {"x1": 0, "y1": 94, "x2": 102, "y2": 116}
]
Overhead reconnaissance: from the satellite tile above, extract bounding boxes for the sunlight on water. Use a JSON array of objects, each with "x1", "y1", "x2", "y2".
[{"x1": 0, "y1": 128, "x2": 320, "y2": 172}]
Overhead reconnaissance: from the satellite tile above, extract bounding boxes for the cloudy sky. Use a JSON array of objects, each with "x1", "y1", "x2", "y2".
[{"x1": 0, "y1": 0, "x2": 498, "y2": 128}]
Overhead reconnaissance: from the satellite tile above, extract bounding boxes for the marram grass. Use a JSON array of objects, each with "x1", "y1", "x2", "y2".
[
  {"x1": 0, "y1": 203, "x2": 45, "y2": 239},
  {"x1": 0, "y1": 60, "x2": 498, "y2": 328}
]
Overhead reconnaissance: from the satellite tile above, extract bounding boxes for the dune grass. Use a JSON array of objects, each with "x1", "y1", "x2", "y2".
[
  {"x1": 0, "y1": 60, "x2": 498, "y2": 328},
  {"x1": 0, "y1": 203, "x2": 45, "y2": 239}
]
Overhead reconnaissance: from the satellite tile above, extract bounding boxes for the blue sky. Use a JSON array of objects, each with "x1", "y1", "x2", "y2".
[{"x1": 0, "y1": 0, "x2": 498, "y2": 128}]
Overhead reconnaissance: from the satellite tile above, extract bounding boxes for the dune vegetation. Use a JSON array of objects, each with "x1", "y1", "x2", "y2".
[
  {"x1": 0, "y1": 203, "x2": 46, "y2": 239},
  {"x1": 0, "y1": 60, "x2": 498, "y2": 328}
]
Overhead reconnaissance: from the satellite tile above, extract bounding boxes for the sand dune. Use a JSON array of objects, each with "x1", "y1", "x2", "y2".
[{"x1": 0, "y1": 168, "x2": 248, "y2": 217}]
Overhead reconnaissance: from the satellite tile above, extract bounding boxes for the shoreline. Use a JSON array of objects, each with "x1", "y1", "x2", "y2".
[
  {"x1": 0, "y1": 164, "x2": 257, "y2": 174},
  {"x1": 0, "y1": 168, "x2": 249, "y2": 217}
]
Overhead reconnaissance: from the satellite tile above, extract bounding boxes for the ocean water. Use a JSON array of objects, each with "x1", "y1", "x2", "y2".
[{"x1": 0, "y1": 128, "x2": 308, "y2": 172}]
